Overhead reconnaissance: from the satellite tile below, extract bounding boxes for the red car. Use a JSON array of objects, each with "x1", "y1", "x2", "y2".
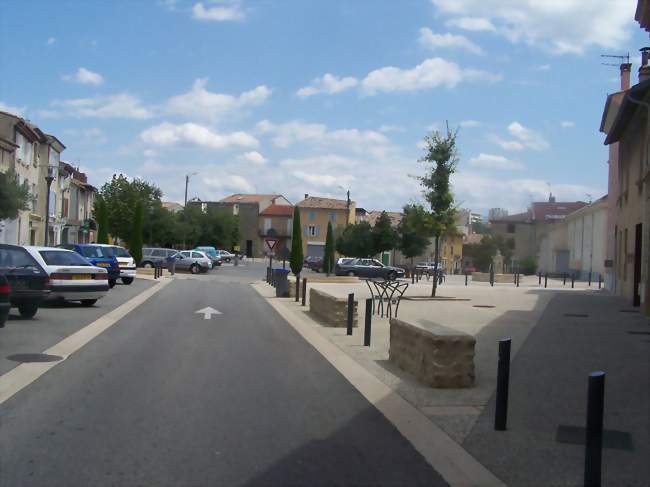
[{"x1": 464, "y1": 266, "x2": 477, "y2": 274}]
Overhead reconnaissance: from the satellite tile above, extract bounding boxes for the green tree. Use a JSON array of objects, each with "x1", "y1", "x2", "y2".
[
  {"x1": 129, "y1": 200, "x2": 144, "y2": 264},
  {"x1": 96, "y1": 197, "x2": 109, "y2": 244},
  {"x1": 417, "y1": 126, "x2": 459, "y2": 296},
  {"x1": 518, "y1": 256, "x2": 537, "y2": 275},
  {"x1": 463, "y1": 234, "x2": 514, "y2": 272},
  {"x1": 336, "y1": 221, "x2": 375, "y2": 258},
  {"x1": 322, "y1": 221, "x2": 335, "y2": 275},
  {"x1": 289, "y1": 206, "x2": 304, "y2": 276},
  {"x1": 0, "y1": 169, "x2": 32, "y2": 220},
  {"x1": 398, "y1": 204, "x2": 430, "y2": 273},
  {"x1": 371, "y1": 211, "x2": 399, "y2": 256}
]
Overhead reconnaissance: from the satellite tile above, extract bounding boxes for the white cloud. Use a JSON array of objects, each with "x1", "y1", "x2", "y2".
[
  {"x1": 143, "y1": 149, "x2": 157, "y2": 158},
  {"x1": 431, "y1": 0, "x2": 635, "y2": 55},
  {"x1": 0, "y1": 101, "x2": 25, "y2": 117},
  {"x1": 257, "y1": 119, "x2": 394, "y2": 158},
  {"x1": 468, "y1": 153, "x2": 523, "y2": 170},
  {"x1": 536, "y1": 64, "x2": 552, "y2": 71},
  {"x1": 166, "y1": 78, "x2": 270, "y2": 121},
  {"x1": 44, "y1": 93, "x2": 152, "y2": 119},
  {"x1": 62, "y1": 127, "x2": 107, "y2": 144},
  {"x1": 140, "y1": 122, "x2": 258, "y2": 150},
  {"x1": 378, "y1": 124, "x2": 404, "y2": 133},
  {"x1": 560, "y1": 120, "x2": 575, "y2": 128},
  {"x1": 62, "y1": 67, "x2": 104, "y2": 85},
  {"x1": 296, "y1": 73, "x2": 359, "y2": 98},
  {"x1": 452, "y1": 170, "x2": 603, "y2": 214},
  {"x1": 507, "y1": 121, "x2": 549, "y2": 150},
  {"x1": 204, "y1": 174, "x2": 255, "y2": 193},
  {"x1": 418, "y1": 28, "x2": 484, "y2": 55},
  {"x1": 445, "y1": 17, "x2": 496, "y2": 32},
  {"x1": 280, "y1": 154, "x2": 358, "y2": 170},
  {"x1": 459, "y1": 119, "x2": 481, "y2": 128},
  {"x1": 292, "y1": 170, "x2": 354, "y2": 188},
  {"x1": 493, "y1": 138, "x2": 524, "y2": 151},
  {"x1": 192, "y1": 1, "x2": 245, "y2": 21},
  {"x1": 241, "y1": 151, "x2": 267, "y2": 164},
  {"x1": 46, "y1": 37, "x2": 56, "y2": 46},
  {"x1": 360, "y1": 57, "x2": 500, "y2": 95}
]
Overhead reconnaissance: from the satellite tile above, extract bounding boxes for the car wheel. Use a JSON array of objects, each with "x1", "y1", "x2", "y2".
[
  {"x1": 18, "y1": 303, "x2": 38, "y2": 319},
  {"x1": 225, "y1": 258, "x2": 231, "y2": 263},
  {"x1": 143, "y1": 262, "x2": 153, "y2": 268},
  {"x1": 81, "y1": 299, "x2": 97, "y2": 307},
  {"x1": 347, "y1": 271, "x2": 355, "y2": 277},
  {"x1": 121, "y1": 277, "x2": 134, "y2": 285},
  {"x1": 190, "y1": 264, "x2": 200, "y2": 274},
  {"x1": 388, "y1": 271, "x2": 397, "y2": 281},
  {"x1": 108, "y1": 279, "x2": 117, "y2": 288}
]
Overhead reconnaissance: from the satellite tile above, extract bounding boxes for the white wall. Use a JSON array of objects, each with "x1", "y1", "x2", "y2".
[{"x1": 567, "y1": 203, "x2": 607, "y2": 280}]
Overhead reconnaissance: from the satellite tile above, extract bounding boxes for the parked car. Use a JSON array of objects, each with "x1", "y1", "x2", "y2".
[
  {"x1": 97, "y1": 244, "x2": 137, "y2": 284},
  {"x1": 463, "y1": 265, "x2": 477, "y2": 274},
  {"x1": 140, "y1": 248, "x2": 179, "y2": 268},
  {"x1": 171, "y1": 250, "x2": 212, "y2": 274},
  {"x1": 304, "y1": 256, "x2": 323, "y2": 272},
  {"x1": 24, "y1": 247, "x2": 109, "y2": 306},
  {"x1": 415, "y1": 261, "x2": 444, "y2": 276},
  {"x1": 59, "y1": 244, "x2": 120, "y2": 288},
  {"x1": 0, "y1": 244, "x2": 50, "y2": 318},
  {"x1": 334, "y1": 258, "x2": 405, "y2": 280},
  {"x1": 216, "y1": 250, "x2": 235, "y2": 263},
  {"x1": 0, "y1": 274, "x2": 10, "y2": 328},
  {"x1": 194, "y1": 246, "x2": 222, "y2": 267}
]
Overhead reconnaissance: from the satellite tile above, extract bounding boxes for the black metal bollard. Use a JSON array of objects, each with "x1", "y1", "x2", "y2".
[
  {"x1": 494, "y1": 338, "x2": 512, "y2": 431},
  {"x1": 516, "y1": 272, "x2": 520, "y2": 287},
  {"x1": 584, "y1": 372, "x2": 605, "y2": 487},
  {"x1": 346, "y1": 293, "x2": 354, "y2": 336},
  {"x1": 538, "y1": 272, "x2": 542, "y2": 285},
  {"x1": 364, "y1": 299, "x2": 372, "y2": 346},
  {"x1": 598, "y1": 274, "x2": 602, "y2": 289},
  {"x1": 572, "y1": 273, "x2": 575, "y2": 289},
  {"x1": 295, "y1": 276, "x2": 300, "y2": 302},
  {"x1": 563, "y1": 272, "x2": 567, "y2": 286},
  {"x1": 301, "y1": 278, "x2": 307, "y2": 306},
  {"x1": 588, "y1": 272, "x2": 592, "y2": 287},
  {"x1": 412, "y1": 272, "x2": 415, "y2": 284},
  {"x1": 465, "y1": 272, "x2": 468, "y2": 286},
  {"x1": 544, "y1": 274, "x2": 548, "y2": 288}
]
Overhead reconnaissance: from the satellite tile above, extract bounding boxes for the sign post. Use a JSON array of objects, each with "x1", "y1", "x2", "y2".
[{"x1": 265, "y1": 236, "x2": 279, "y2": 276}]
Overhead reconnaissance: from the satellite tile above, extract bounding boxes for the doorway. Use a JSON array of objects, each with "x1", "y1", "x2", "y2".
[
  {"x1": 633, "y1": 223, "x2": 642, "y2": 307},
  {"x1": 246, "y1": 240, "x2": 253, "y2": 258}
]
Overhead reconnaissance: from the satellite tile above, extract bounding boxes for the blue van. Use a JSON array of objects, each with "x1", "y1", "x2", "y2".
[{"x1": 60, "y1": 244, "x2": 121, "y2": 288}]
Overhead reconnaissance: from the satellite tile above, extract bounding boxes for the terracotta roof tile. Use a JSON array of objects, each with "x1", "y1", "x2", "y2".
[
  {"x1": 220, "y1": 194, "x2": 282, "y2": 203},
  {"x1": 297, "y1": 196, "x2": 352, "y2": 210},
  {"x1": 260, "y1": 204, "x2": 294, "y2": 216}
]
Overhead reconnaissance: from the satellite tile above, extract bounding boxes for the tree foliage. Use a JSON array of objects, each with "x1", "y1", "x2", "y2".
[
  {"x1": 336, "y1": 221, "x2": 375, "y2": 258},
  {"x1": 289, "y1": 206, "x2": 304, "y2": 276},
  {"x1": 323, "y1": 221, "x2": 335, "y2": 275},
  {"x1": 463, "y1": 235, "x2": 515, "y2": 272},
  {"x1": 397, "y1": 204, "x2": 430, "y2": 268},
  {"x1": 417, "y1": 126, "x2": 459, "y2": 296},
  {"x1": 371, "y1": 211, "x2": 398, "y2": 256},
  {"x1": 0, "y1": 169, "x2": 32, "y2": 220}
]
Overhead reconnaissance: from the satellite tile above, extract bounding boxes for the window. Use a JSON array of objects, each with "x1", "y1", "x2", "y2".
[
  {"x1": 191, "y1": 252, "x2": 203, "y2": 258},
  {"x1": 49, "y1": 148, "x2": 59, "y2": 167},
  {"x1": 309, "y1": 211, "x2": 315, "y2": 221},
  {"x1": 507, "y1": 223, "x2": 516, "y2": 233},
  {"x1": 233, "y1": 204, "x2": 239, "y2": 215},
  {"x1": 49, "y1": 190, "x2": 56, "y2": 216},
  {"x1": 181, "y1": 251, "x2": 191, "y2": 258},
  {"x1": 329, "y1": 212, "x2": 336, "y2": 222},
  {"x1": 39, "y1": 250, "x2": 90, "y2": 266},
  {"x1": 15, "y1": 132, "x2": 33, "y2": 164},
  {"x1": 264, "y1": 218, "x2": 272, "y2": 232},
  {"x1": 308, "y1": 225, "x2": 317, "y2": 236},
  {"x1": 287, "y1": 218, "x2": 292, "y2": 235},
  {"x1": 79, "y1": 245, "x2": 108, "y2": 258},
  {"x1": 0, "y1": 247, "x2": 40, "y2": 269}
]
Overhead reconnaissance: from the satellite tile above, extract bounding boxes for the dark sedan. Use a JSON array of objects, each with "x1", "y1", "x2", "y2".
[
  {"x1": 334, "y1": 258, "x2": 405, "y2": 280},
  {"x1": 0, "y1": 244, "x2": 50, "y2": 318},
  {"x1": 304, "y1": 256, "x2": 323, "y2": 272}
]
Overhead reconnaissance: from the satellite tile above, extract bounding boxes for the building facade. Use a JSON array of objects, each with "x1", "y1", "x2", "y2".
[
  {"x1": 297, "y1": 195, "x2": 355, "y2": 258},
  {"x1": 566, "y1": 196, "x2": 608, "y2": 281}
]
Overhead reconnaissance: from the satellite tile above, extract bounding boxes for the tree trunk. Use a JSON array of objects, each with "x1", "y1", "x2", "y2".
[{"x1": 432, "y1": 235, "x2": 440, "y2": 297}]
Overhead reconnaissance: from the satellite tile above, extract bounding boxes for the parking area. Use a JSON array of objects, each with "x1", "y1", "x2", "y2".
[{"x1": 0, "y1": 279, "x2": 155, "y2": 376}]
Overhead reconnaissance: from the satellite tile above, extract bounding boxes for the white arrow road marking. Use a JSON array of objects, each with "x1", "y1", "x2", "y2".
[{"x1": 195, "y1": 306, "x2": 223, "y2": 319}]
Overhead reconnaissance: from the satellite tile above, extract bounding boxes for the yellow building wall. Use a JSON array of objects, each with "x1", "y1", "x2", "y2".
[
  {"x1": 441, "y1": 234, "x2": 464, "y2": 273},
  {"x1": 300, "y1": 208, "x2": 349, "y2": 256}
]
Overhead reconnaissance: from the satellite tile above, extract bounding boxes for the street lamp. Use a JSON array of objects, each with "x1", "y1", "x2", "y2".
[
  {"x1": 44, "y1": 165, "x2": 55, "y2": 247},
  {"x1": 338, "y1": 185, "x2": 351, "y2": 225},
  {"x1": 182, "y1": 172, "x2": 198, "y2": 249}
]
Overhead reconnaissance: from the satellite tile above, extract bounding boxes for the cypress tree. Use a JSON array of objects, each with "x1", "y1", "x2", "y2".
[
  {"x1": 323, "y1": 221, "x2": 335, "y2": 276},
  {"x1": 289, "y1": 206, "x2": 304, "y2": 276}
]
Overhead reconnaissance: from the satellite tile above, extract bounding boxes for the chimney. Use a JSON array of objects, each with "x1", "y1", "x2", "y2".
[
  {"x1": 620, "y1": 62, "x2": 632, "y2": 90},
  {"x1": 304, "y1": 193, "x2": 309, "y2": 199},
  {"x1": 548, "y1": 193, "x2": 556, "y2": 203},
  {"x1": 639, "y1": 47, "x2": 650, "y2": 83}
]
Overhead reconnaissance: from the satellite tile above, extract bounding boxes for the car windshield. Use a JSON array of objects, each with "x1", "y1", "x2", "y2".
[
  {"x1": 39, "y1": 250, "x2": 91, "y2": 266},
  {"x1": 79, "y1": 246, "x2": 110, "y2": 258},
  {"x1": 106, "y1": 246, "x2": 131, "y2": 258},
  {"x1": 0, "y1": 247, "x2": 40, "y2": 270},
  {"x1": 198, "y1": 248, "x2": 217, "y2": 257}
]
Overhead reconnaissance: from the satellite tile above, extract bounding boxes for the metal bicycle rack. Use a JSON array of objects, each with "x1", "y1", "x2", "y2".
[{"x1": 362, "y1": 278, "x2": 409, "y2": 319}]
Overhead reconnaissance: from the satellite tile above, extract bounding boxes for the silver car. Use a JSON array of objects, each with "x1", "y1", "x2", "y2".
[{"x1": 172, "y1": 250, "x2": 212, "y2": 274}]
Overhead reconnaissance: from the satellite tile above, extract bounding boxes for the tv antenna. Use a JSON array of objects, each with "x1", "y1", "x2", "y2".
[
  {"x1": 600, "y1": 53, "x2": 630, "y2": 67},
  {"x1": 585, "y1": 193, "x2": 593, "y2": 203}
]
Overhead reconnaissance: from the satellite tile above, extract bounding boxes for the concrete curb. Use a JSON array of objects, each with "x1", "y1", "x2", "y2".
[{"x1": 251, "y1": 282, "x2": 506, "y2": 487}]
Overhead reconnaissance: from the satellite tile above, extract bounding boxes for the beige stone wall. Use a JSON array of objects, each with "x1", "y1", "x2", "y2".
[
  {"x1": 472, "y1": 272, "x2": 515, "y2": 283},
  {"x1": 389, "y1": 318, "x2": 475, "y2": 388},
  {"x1": 309, "y1": 288, "x2": 357, "y2": 327}
]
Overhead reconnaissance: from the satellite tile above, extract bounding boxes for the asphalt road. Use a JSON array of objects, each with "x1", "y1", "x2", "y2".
[{"x1": 0, "y1": 275, "x2": 446, "y2": 486}]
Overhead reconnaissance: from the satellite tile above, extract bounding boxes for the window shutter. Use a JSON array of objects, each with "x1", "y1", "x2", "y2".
[
  {"x1": 315, "y1": 225, "x2": 320, "y2": 237},
  {"x1": 303, "y1": 225, "x2": 309, "y2": 236}
]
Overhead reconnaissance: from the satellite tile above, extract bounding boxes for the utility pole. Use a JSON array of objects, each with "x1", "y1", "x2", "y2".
[
  {"x1": 346, "y1": 189, "x2": 351, "y2": 225},
  {"x1": 44, "y1": 166, "x2": 55, "y2": 246},
  {"x1": 182, "y1": 173, "x2": 197, "y2": 249}
]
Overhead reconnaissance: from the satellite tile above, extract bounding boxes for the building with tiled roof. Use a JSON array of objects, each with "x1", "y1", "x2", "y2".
[{"x1": 296, "y1": 194, "x2": 355, "y2": 258}]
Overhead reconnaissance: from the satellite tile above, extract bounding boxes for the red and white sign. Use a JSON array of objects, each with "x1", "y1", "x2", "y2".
[{"x1": 265, "y1": 238, "x2": 279, "y2": 251}]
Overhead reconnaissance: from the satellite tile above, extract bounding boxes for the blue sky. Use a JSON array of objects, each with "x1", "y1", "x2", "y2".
[{"x1": 0, "y1": 0, "x2": 646, "y2": 215}]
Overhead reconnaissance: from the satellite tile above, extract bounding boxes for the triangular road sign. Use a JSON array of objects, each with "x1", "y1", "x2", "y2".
[{"x1": 265, "y1": 238, "x2": 279, "y2": 250}]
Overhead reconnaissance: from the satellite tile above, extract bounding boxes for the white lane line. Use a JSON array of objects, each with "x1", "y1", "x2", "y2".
[
  {"x1": 0, "y1": 279, "x2": 171, "y2": 406},
  {"x1": 251, "y1": 282, "x2": 505, "y2": 487}
]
